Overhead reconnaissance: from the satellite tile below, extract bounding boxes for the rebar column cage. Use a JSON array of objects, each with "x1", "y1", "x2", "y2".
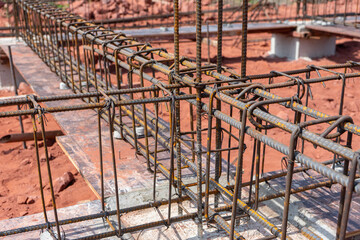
[{"x1": 0, "y1": 0, "x2": 360, "y2": 239}]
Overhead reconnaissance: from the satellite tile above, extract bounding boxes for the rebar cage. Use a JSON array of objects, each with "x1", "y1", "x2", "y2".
[{"x1": 0, "y1": 0, "x2": 360, "y2": 239}]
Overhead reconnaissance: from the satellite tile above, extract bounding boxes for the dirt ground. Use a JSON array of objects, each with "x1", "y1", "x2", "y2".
[
  {"x1": 0, "y1": 85, "x2": 97, "y2": 220},
  {"x1": 0, "y1": 0, "x2": 360, "y2": 222}
]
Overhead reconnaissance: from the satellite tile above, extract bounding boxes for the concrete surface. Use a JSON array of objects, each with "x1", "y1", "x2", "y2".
[
  {"x1": 270, "y1": 33, "x2": 336, "y2": 60},
  {"x1": 0, "y1": 200, "x2": 114, "y2": 239}
]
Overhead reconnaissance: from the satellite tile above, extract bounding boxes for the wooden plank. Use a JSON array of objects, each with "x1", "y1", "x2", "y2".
[
  {"x1": 306, "y1": 24, "x2": 360, "y2": 39},
  {"x1": 56, "y1": 135, "x2": 103, "y2": 199}
]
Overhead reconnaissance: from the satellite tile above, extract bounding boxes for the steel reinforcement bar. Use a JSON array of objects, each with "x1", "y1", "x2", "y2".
[{"x1": 0, "y1": 0, "x2": 359, "y2": 239}]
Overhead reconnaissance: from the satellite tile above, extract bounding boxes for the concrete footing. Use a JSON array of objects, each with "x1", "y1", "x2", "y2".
[{"x1": 270, "y1": 33, "x2": 336, "y2": 60}]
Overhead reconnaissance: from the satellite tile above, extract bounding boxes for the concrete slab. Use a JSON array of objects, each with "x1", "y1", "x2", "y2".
[
  {"x1": 113, "y1": 169, "x2": 360, "y2": 240},
  {"x1": 104, "y1": 177, "x2": 306, "y2": 240},
  {"x1": 0, "y1": 200, "x2": 115, "y2": 239}
]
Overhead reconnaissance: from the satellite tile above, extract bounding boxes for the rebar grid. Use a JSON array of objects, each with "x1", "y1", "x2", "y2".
[{"x1": 0, "y1": 0, "x2": 360, "y2": 239}]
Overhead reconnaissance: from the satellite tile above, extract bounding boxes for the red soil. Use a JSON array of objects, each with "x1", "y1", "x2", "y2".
[
  {"x1": 1, "y1": 0, "x2": 360, "y2": 221},
  {"x1": 0, "y1": 85, "x2": 97, "y2": 220}
]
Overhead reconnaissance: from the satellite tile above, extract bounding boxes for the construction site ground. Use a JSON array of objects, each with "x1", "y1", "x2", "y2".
[{"x1": 0, "y1": 32, "x2": 360, "y2": 239}]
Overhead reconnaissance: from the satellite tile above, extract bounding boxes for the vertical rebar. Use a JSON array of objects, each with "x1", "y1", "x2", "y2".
[
  {"x1": 189, "y1": 87, "x2": 196, "y2": 163},
  {"x1": 214, "y1": 0, "x2": 223, "y2": 209},
  {"x1": 53, "y1": 19, "x2": 61, "y2": 78},
  {"x1": 336, "y1": 131, "x2": 352, "y2": 239},
  {"x1": 229, "y1": 109, "x2": 247, "y2": 240},
  {"x1": 107, "y1": 105, "x2": 122, "y2": 236},
  {"x1": 127, "y1": 65, "x2": 139, "y2": 153},
  {"x1": 302, "y1": 0, "x2": 307, "y2": 21},
  {"x1": 13, "y1": 0, "x2": 19, "y2": 39},
  {"x1": 114, "y1": 52, "x2": 124, "y2": 139},
  {"x1": 195, "y1": 0, "x2": 203, "y2": 237},
  {"x1": 281, "y1": 122, "x2": 301, "y2": 240},
  {"x1": 167, "y1": 96, "x2": 176, "y2": 226},
  {"x1": 339, "y1": 154, "x2": 359, "y2": 239},
  {"x1": 174, "y1": 0, "x2": 183, "y2": 216},
  {"x1": 152, "y1": 90, "x2": 160, "y2": 201},
  {"x1": 248, "y1": 131, "x2": 258, "y2": 204},
  {"x1": 93, "y1": 46, "x2": 106, "y2": 212},
  {"x1": 97, "y1": 112, "x2": 105, "y2": 211},
  {"x1": 39, "y1": 112, "x2": 61, "y2": 240},
  {"x1": 241, "y1": 0, "x2": 248, "y2": 78},
  {"x1": 301, "y1": 73, "x2": 311, "y2": 155},
  {"x1": 30, "y1": 106, "x2": 49, "y2": 227},
  {"x1": 8, "y1": 46, "x2": 26, "y2": 149},
  {"x1": 205, "y1": 91, "x2": 216, "y2": 221},
  {"x1": 344, "y1": 0, "x2": 348, "y2": 25},
  {"x1": 227, "y1": 107, "x2": 234, "y2": 185},
  {"x1": 254, "y1": 122, "x2": 262, "y2": 210},
  {"x1": 206, "y1": 22, "x2": 210, "y2": 64}
]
